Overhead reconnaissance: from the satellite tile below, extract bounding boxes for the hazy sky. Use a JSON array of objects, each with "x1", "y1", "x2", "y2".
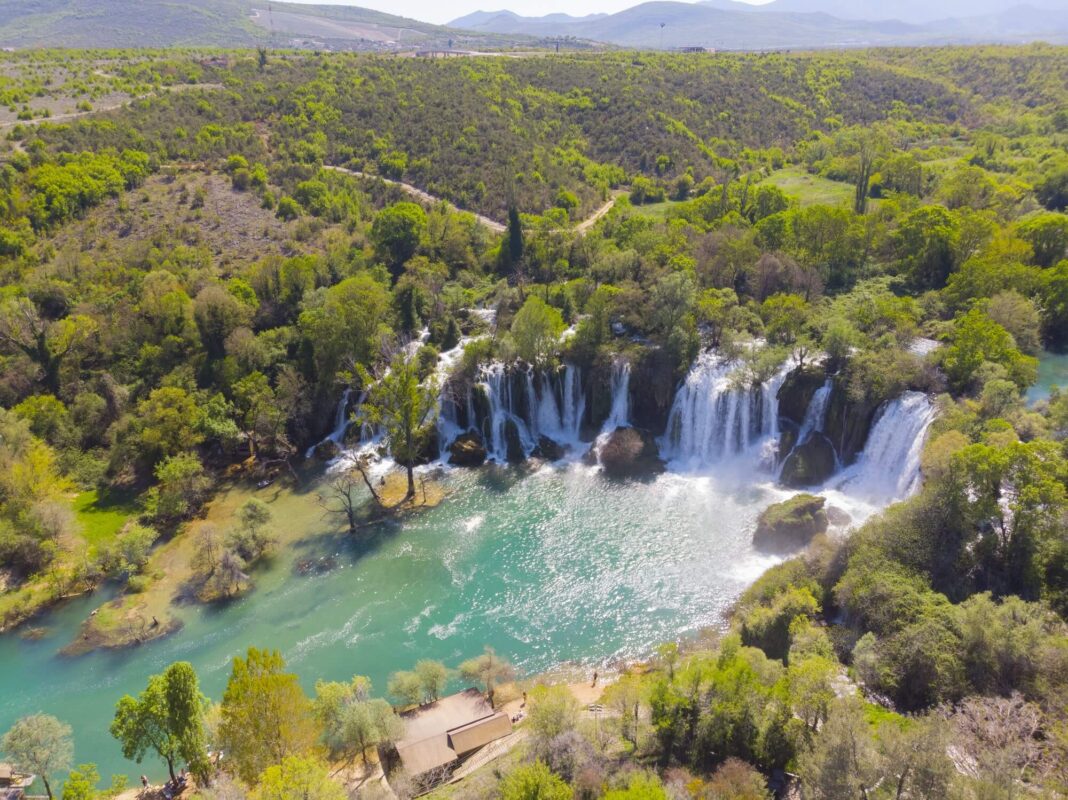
[{"x1": 283, "y1": 0, "x2": 770, "y2": 25}]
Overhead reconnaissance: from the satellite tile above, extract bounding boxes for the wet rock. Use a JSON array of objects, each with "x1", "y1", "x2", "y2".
[
  {"x1": 313, "y1": 439, "x2": 340, "y2": 461},
  {"x1": 471, "y1": 384, "x2": 492, "y2": 434},
  {"x1": 629, "y1": 347, "x2": 679, "y2": 435},
  {"x1": 448, "y1": 432, "x2": 487, "y2": 467},
  {"x1": 754, "y1": 494, "x2": 828, "y2": 551},
  {"x1": 780, "y1": 433, "x2": 838, "y2": 488},
  {"x1": 580, "y1": 360, "x2": 614, "y2": 439},
  {"x1": 777, "y1": 366, "x2": 827, "y2": 427},
  {"x1": 823, "y1": 376, "x2": 880, "y2": 466},
  {"x1": 503, "y1": 419, "x2": 526, "y2": 463},
  {"x1": 600, "y1": 426, "x2": 665, "y2": 478},
  {"x1": 826, "y1": 505, "x2": 853, "y2": 528},
  {"x1": 533, "y1": 435, "x2": 567, "y2": 462},
  {"x1": 777, "y1": 419, "x2": 799, "y2": 465}
]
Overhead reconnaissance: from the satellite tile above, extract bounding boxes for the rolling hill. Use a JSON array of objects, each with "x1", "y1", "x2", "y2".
[{"x1": 0, "y1": 0, "x2": 538, "y2": 49}]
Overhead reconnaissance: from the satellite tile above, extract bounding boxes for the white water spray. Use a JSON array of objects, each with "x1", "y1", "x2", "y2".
[
  {"x1": 834, "y1": 391, "x2": 936, "y2": 505},
  {"x1": 661, "y1": 352, "x2": 790, "y2": 467}
]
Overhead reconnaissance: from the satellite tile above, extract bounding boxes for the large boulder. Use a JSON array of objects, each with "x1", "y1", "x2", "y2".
[
  {"x1": 780, "y1": 433, "x2": 837, "y2": 488},
  {"x1": 532, "y1": 435, "x2": 567, "y2": 462},
  {"x1": 600, "y1": 427, "x2": 665, "y2": 478},
  {"x1": 448, "y1": 432, "x2": 487, "y2": 467},
  {"x1": 754, "y1": 494, "x2": 828, "y2": 551}
]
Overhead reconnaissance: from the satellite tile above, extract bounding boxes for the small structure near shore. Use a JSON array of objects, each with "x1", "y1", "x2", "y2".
[
  {"x1": 0, "y1": 764, "x2": 35, "y2": 800},
  {"x1": 392, "y1": 689, "x2": 512, "y2": 787}
]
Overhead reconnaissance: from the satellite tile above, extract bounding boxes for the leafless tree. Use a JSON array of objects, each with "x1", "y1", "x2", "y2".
[
  {"x1": 319, "y1": 466, "x2": 377, "y2": 535},
  {"x1": 945, "y1": 693, "x2": 1049, "y2": 798}
]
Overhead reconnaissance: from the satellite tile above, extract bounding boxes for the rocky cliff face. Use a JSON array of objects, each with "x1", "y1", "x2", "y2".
[
  {"x1": 822, "y1": 375, "x2": 881, "y2": 466},
  {"x1": 628, "y1": 347, "x2": 680, "y2": 435},
  {"x1": 775, "y1": 365, "x2": 880, "y2": 481}
]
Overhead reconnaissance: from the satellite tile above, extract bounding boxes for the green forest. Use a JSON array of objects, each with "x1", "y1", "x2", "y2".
[{"x1": 1, "y1": 43, "x2": 1067, "y2": 800}]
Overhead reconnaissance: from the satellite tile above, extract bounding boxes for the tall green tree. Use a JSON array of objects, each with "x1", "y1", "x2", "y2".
[
  {"x1": 510, "y1": 296, "x2": 565, "y2": 367},
  {"x1": 371, "y1": 202, "x2": 427, "y2": 278},
  {"x1": 1, "y1": 714, "x2": 73, "y2": 800},
  {"x1": 356, "y1": 349, "x2": 437, "y2": 501},
  {"x1": 298, "y1": 274, "x2": 393, "y2": 387},
  {"x1": 219, "y1": 648, "x2": 317, "y2": 783},
  {"x1": 110, "y1": 662, "x2": 210, "y2": 783}
]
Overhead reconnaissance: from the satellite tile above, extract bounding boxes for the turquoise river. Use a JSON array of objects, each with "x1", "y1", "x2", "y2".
[{"x1": 2, "y1": 348, "x2": 1064, "y2": 784}]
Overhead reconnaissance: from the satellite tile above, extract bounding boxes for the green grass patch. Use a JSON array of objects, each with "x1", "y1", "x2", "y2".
[
  {"x1": 763, "y1": 166, "x2": 862, "y2": 208},
  {"x1": 73, "y1": 489, "x2": 140, "y2": 549},
  {"x1": 628, "y1": 199, "x2": 683, "y2": 220}
]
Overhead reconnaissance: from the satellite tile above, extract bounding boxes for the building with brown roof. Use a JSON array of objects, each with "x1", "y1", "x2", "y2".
[{"x1": 393, "y1": 689, "x2": 512, "y2": 784}]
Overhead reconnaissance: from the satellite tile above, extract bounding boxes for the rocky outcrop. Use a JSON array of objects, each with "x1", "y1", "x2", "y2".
[
  {"x1": 777, "y1": 366, "x2": 827, "y2": 427},
  {"x1": 826, "y1": 505, "x2": 852, "y2": 528},
  {"x1": 599, "y1": 427, "x2": 665, "y2": 478},
  {"x1": 780, "y1": 433, "x2": 837, "y2": 488},
  {"x1": 448, "y1": 432, "x2": 487, "y2": 467},
  {"x1": 312, "y1": 439, "x2": 341, "y2": 461},
  {"x1": 754, "y1": 494, "x2": 828, "y2": 551},
  {"x1": 628, "y1": 347, "x2": 679, "y2": 435},
  {"x1": 503, "y1": 419, "x2": 525, "y2": 463},
  {"x1": 533, "y1": 435, "x2": 567, "y2": 461},
  {"x1": 822, "y1": 376, "x2": 880, "y2": 466},
  {"x1": 580, "y1": 359, "x2": 614, "y2": 440}
]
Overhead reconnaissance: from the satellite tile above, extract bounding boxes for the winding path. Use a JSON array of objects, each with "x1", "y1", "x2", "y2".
[{"x1": 324, "y1": 164, "x2": 621, "y2": 234}]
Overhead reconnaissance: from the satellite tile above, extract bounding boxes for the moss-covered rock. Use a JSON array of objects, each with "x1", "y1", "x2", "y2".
[
  {"x1": 753, "y1": 493, "x2": 828, "y2": 551},
  {"x1": 779, "y1": 433, "x2": 837, "y2": 488},
  {"x1": 448, "y1": 432, "x2": 487, "y2": 467},
  {"x1": 600, "y1": 426, "x2": 664, "y2": 478}
]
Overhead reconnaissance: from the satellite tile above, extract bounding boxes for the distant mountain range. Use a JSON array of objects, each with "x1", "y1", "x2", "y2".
[
  {"x1": 1, "y1": 0, "x2": 1066, "y2": 50},
  {"x1": 451, "y1": 0, "x2": 1068, "y2": 49},
  {"x1": 701, "y1": 0, "x2": 1066, "y2": 25}
]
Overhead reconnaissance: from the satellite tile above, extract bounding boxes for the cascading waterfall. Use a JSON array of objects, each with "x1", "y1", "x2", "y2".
[
  {"x1": 661, "y1": 352, "x2": 790, "y2": 466},
  {"x1": 795, "y1": 378, "x2": 832, "y2": 445},
  {"x1": 603, "y1": 360, "x2": 631, "y2": 432},
  {"x1": 441, "y1": 361, "x2": 589, "y2": 462},
  {"x1": 834, "y1": 391, "x2": 936, "y2": 504},
  {"x1": 304, "y1": 387, "x2": 354, "y2": 457}
]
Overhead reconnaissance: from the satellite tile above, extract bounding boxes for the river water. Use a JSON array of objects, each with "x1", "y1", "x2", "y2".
[
  {"x1": 0, "y1": 345, "x2": 958, "y2": 783},
  {"x1": 1027, "y1": 350, "x2": 1068, "y2": 405},
  {"x1": 0, "y1": 462, "x2": 795, "y2": 783}
]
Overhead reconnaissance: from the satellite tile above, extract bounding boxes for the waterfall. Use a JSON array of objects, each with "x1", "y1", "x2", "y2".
[
  {"x1": 661, "y1": 352, "x2": 790, "y2": 466},
  {"x1": 603, "y1": 360, "x2": 631, "y2": 432},
  {"x1": 796, "y1": 378, "x2": 832, "y2": 445},
  {"x1": 535, "y1": 364, "x2": 585, "y2": 446},
  {"x1": 304, "y1": 387, "x2": 353, "y2": 457},
  {"x1": 436, "y1": 336, "x2": 476, "y2": 457},
  {"x1": 440, "y1": 361, "x2": 589, "y2": 462},
  {"x1": 835, "y1": 391, "x2": 936, "y2": 504}
]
